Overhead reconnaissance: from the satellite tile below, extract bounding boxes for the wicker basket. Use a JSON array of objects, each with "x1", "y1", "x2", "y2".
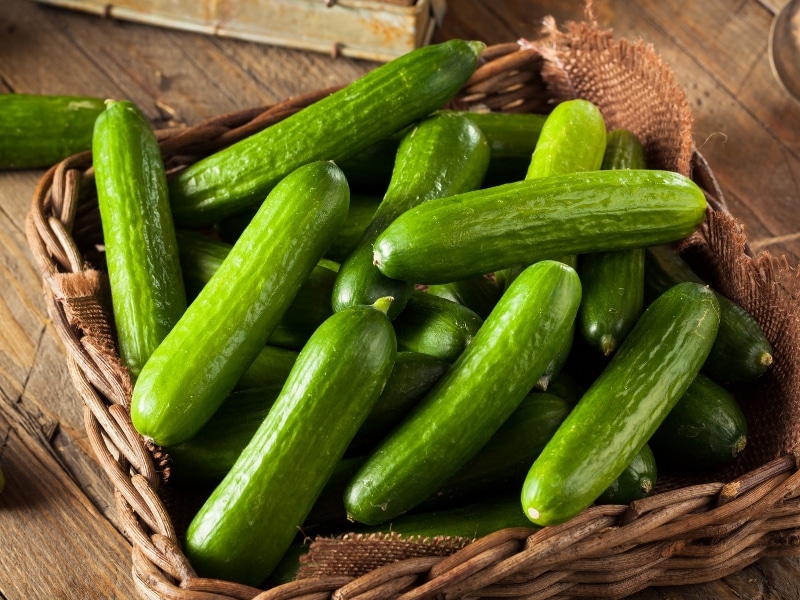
[{"x1": 25, "y1": 17, "x2": 800, "y2": 600}]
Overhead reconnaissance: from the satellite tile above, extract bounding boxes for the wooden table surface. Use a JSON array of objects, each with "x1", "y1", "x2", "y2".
[{"x1": 1, "y1": 0, "x2": 799, "y2": 598}]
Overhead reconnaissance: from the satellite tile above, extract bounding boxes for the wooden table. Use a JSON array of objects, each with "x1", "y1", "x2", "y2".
[{"x1": 1, "y1": 0, "x2": 799, "y2": 597}]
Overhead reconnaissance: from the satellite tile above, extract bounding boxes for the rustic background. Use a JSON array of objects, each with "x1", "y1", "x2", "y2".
[{"x1": 1, "y1": 0, "x2": 799, "y2": 598}]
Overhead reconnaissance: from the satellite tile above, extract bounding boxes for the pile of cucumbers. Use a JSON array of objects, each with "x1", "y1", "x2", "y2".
[{"x1": 6, "y1": 38, "x2": 773, "y2": 588}]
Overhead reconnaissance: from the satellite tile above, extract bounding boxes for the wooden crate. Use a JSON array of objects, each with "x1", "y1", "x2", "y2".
[{"x1": 28, "y1": 0, "x2": 447, "y2": 62}]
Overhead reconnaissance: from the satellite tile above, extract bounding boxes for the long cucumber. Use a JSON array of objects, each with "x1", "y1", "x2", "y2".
[
  {"x1": 372, "y1": 169, "x2": 707, "y2": 284},
  {"x1": 92, "y1": 100, "x2": 186, "y2": 380},
  {"x1": 185, "y1": 299, "x2": 396, "y2": 585},
  {"x1": 332, "y1": 112, "x2": 489, "y2": 318},
  {"x1": 521, "y1": 282, "x2": 720, "y2": 526},
  {"x1": 344, "y1": 260, "x2": 582, "y2": 525},
  {"x1": 168, "y1": 40, "x2": 484, "y2": 227},
  {"x1": 131, "y1": 161, "x2": 349, "y2": 446}
]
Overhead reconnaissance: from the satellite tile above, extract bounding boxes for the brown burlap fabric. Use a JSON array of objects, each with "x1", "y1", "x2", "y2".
[{"x1": 25, "y1": 11, "x2": 800, "y2": 600}]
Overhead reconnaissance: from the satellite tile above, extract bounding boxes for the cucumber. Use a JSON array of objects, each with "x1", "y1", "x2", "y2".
[
  {"x1": 577, "y1": 129, "x2": 647, "y2": 356},
  {"x1": 332, "y1": 112, "x2": 490, "y2": 319},
  {"x1": 393, "y1": 290, "x2": 484, "y2": 363},
  {"x1": 494, "y1": 99, "x2": 606, "y2": 292},
  {"x1": 167, "y1": 385, "x2": 283, "y2": 484},
  {"x1": 535, "y1": 321, "x2": 574, "y2": 392},
  {"x1": 521, "y1": 282, "x2": 720, "y2": 527},
  {"x1": 373, "y1": 169, "x2": 707, "y2": 285},
  {"x1": 170, "y1": 352, "x2": 448, "y2": 483},
  {"x1": 649, "y1": 373, "x2": 748, "y2": 472},
  {"x1": 595, "y1": 443, "x2": 657, "y2": 505},
  {"x1": 175, "y1": 229, "x2": 337, "y2": 350},
  {"x1": 168, "y1": 39, "x2": 484, "y2": 227},
  {"x1": 184, "y1": 299, "x2": 397, "y2": 585},
  {"x1": 0, "y1": 93, "x2": 105, "y2": 169},
  {"x1": 425, "y1": 275, "x2": 503, "y2": 320},
  {"x1": 235, "y1": 345, "x2": 298, "y2": 390},
  {"x1": 131, "y1": 161, "x2": 350, "y2": 446},
  {"x1": 524, "y1": 99, "x2": 607, "y2": 180},
  {"x1": 344, "y1": 260, "x2": 582, "y2": 525},
  {"x1": 422, "y1": 393, "x2": 571, "y2": 509},
  {"x1": 644, "y1": 244, "x2": 773, "y2": 382},
  {"x1": 92, "y1": 100, "x2": 186, "y2": 380},
  {"x1": 353, "y1": 351, "x2": 450, "y2": 452}
]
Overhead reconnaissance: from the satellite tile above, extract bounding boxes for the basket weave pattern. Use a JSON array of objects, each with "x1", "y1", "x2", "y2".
[{"x1": 25, "y1": 22, "x2": 800, "y2": 600}]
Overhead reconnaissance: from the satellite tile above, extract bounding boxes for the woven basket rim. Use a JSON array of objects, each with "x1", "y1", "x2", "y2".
[{"x1": 24, "y1": 36, "x2": 800, "y2": 600}]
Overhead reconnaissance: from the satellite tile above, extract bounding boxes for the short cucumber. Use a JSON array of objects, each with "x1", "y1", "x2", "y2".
[
  {"x1": 1, "y1": 93, "x2": 105, "y2": 169},
  {"x1": 649, "y1": 373, "x2": 748, "y2": 472},
  {"x1": 92, "y1": 100, "x2": 186, "y2": 380},
  {"x1": 425, "y1": 275, "x2": 503, "y2": 320},
  {"x1": 373, "y1": 169, "x2": 708, "y2": 284},
  {"x1": 521, "y1": 282, "x2": 720, "y2": 526},
  {"x1": 170, "y1": 352, "x2": 448, "y2": 483},
  {"x1": 332, "y1": 112, "x2": 490, "y2": 318},
  {"x1": 393, "y1": 290, "x2": 484, "y2": 363},
  {"x1": 577, "y1": 129, "x2": 647, "y2": 356},
  {"x1": 185, "y1": 299, "x2": 396, "y2": 585},
  {"x1": 644, "y1": 245, "x2": 773, "y2": 382},
  {"x1": 595, "y1": 443, "x2": 657, "y2": 505},
  {"x1": 175, "y1": 229, "x2": 337, "y2": 350},
  {"x1": 131, "y1": 161, "x2": 349, "y2": 446},
  {"x1": 422, "y1": 393, "x2": 571, "y2": 509},
  {"x1": 494, "y1": 98, "x2": 606, "y2": 290},
  {"x1": 168, "y1": 39, "x2": 484, "y2": 227},
  {"x1": 344, "y1": 260, "x2": 582, "y2": 525}
]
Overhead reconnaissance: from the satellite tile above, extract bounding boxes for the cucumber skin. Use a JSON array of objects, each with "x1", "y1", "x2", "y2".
[
  {"x1": 1, "y1": 94, "x2": 105, "y2": 169},
  {"x1": 235, "y1": 345, "x2": 298, "y2": 390},
  {"x1": 649, "y1": 373, "x2": 748, "y2": 472},
  {"x1": 595, "y1": 443, "x2": 657, "y2": 505},
  {"x1": 168, "y1": 39, "x2": 484, "y2": 227},
  {"x1": 185, "y1": 302, "x2": 396, "y2": 585},
  {"x1": 373, "y1": 169, "x2": 707, "y2": 285},
  {"x1": 131, "y1": 161, "x2": 349, "y2": 447},
  {"x1": 521, "y1": 282, "x2": 720, "y2": 527},
  {"x1": 644, "y1": 245, "x2": 773, "y2": 382},
  {"x1": 93, "y1": 100, "x2": 186, "y2": 380},
  {"x1": 332, "y1": 112, "x2": 489, "y2": 319},
  {"x1": 344, "y1": 260, "x2": 582, "y2": 525},
  {"x1": 393, "y1": 290, "x2": 484, "y2": 363},
  {"x1": 578, "y1": 129, "x2": 647, "y2": 356}
]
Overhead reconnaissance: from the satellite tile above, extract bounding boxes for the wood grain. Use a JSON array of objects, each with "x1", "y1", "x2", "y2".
[{"x1": 1, "y1": 0, "x2": 798, "y2": 598}]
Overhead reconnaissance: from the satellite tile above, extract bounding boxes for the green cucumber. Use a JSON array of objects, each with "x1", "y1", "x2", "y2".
[
  {"x1": 175, "y1": 229, "x2": 337, "y2": 350},
  {"x1": 577, "y1": 129, "x2": 647, "y2": 356},
  {"x1": 344, "y1": 260, "x2": 582, "y2": 525},
  {"x1": 170, "y1": 352, "x2": 448, "y2": 483},
  {"x1": 649, "y1": 373, "x2": 748, "y2": 472},
  {"x1": 521, "y1": 282, "x2": 720, "y2": 527},
  {"x1": 235, "y1": 345, "x2": 298, "y2": 390},
  {"x1": 185, "y1": 299, "x2": 396, "y2": 585},
  {"x1": 494, "y1": 99, "x2": 606, "y2": 290},
  {"x1": 535, "y1": 321, "x2": 574, "y2": 392},
  {"x1": 644, "y1": 245, "x2": 773, "y2": 382},
  {"x1": 168, "y1": 40, "x2": 484, "y2": 227},
  {"x1": 393, "y1": 290, "x2": 484, "y2": 363},
  {"x1": 425, "y1": 275, "x2": 503, "y2": 320},
  {"x1": 373, "y1": 169, "x2": 707, "y2": 284},
  {"x1": 524, "y1": 99, "x2": 607, "y2": 180},
  {"x1": 595, "y1": 443, "x2": 657, "y2": 505},
  {"x1": 167, "y1": 385, "x2": 283, "y2": 483},
  {"x1": 1, "y1": 93, "x2": 105, "y2": 169},
  {"x1": 131, "y1": 161, "x2": 349, "y2": 446},
  {"x1": 92, "y1": 100, "x2": 186, "y2": 380},
  {"x1": 332, "y1": 112, "x2": 489, "y2": 318},
  {"x1": 422, "y1": 393, "x2": 571, "y2": 509}
]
